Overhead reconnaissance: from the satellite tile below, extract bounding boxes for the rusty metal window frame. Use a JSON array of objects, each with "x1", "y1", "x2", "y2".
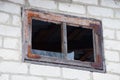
[{"x1": 22, "y1": 8, "x2": 105, "y2": 72}]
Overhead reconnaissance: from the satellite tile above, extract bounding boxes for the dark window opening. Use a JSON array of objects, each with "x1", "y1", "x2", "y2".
[
  {"x1": 67, "y1": 26, "x2": 94, "y2": 62},
  {"x1": 32, "y1": 19, "x2": 62, "y2": 58},
  {"x1": 32, "y1": 19, "x2": 94, "y2": 62}
]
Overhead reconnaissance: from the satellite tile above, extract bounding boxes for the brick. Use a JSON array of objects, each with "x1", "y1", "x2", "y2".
[
  {"x1": 30, "y1": 64, "x2": 61, "y2": 77},
  {"x1": 11, "y1": 75, "x2": 43, "y2": 80},
  {"x1": 28, "y1": 0, "x2": 57, "y2": 9},
  {"x1": 0, "y1": 25, "x2": 21, "y2": 37},
  {"x1": 105, "y1": 50, "x2": 120, "y2": 62},
  {"x1": 8, "y1": 0, "x2": 25, "y2": 4},
  {"x1": 59, "y1": 3, "x2": 85, "y2": 14},
  {"x1": 115, "y1": 9, "x2": 120, "y2": 18},
  {"x1": 93, "y1": 73, "x2": 120, "y2": 80},
  {"x1": 0, "y1": 61, "x2": 28, "y2": 74},
  {"x1": 56, "y1": 0, "x2": 72, "y2": 3},
  {"x1": 88, "y1": 6, "x2": 113, "y2": 17},
  {"x1": 3, "y1": 37, "x2": 19, "y2": 49},
  {"x1": 0, "y1": 36, "x2": 2, "y2": 47},
  {"x1": 103, "y1": 29, "x2": 115, "y2": 39},
  {"x1": 106, "y1": 62, "x2": 120, "y2": 74},
  {"x1": 0, "y1": 74, "x2": 9, "y2": 80},
  {"x1": 62, "y1": 68, "x2": 90, "y2": 80},
  {"x1": 46, "y1": 78, "x2": 62, "y2": 80},
  {"x1": 102, "y1": 18, "x2": 120, "y2": 29},
  {"x1": 0, "y1": 49, "x2": 20, "y2": 60},
  {"x1": 116, "y1": 30, "x2": 120, "y2": 40},
  {"x1": 0, "y1": 1, "x2": 20, "y2": 15},
  {"x1": 73, "y1": 0, "x2": 98, "y2": 5},
  {"x1": 104, "y1": 40, "x2": 120, "y2": 51},
  {"x1": 0, "y1": 12, "x2": 9, "y2": 24},
  {"x1": 12, "y1": 15, "x2": 21, "y2": 27},
  {"x1": 101, "y1": 0, "x2": 120, "y2": 8}
]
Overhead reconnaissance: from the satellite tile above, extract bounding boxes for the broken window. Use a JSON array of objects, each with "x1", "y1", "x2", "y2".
[{"x1": 22, "y1": 9, "x2": 105, "y2": 72}]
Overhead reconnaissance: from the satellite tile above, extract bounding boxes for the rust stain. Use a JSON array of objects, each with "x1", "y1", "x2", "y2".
[
  {"x1": 27, "y1": 45, "x2": 41, "y2": 59},
  {"x1": 91, "y1": 54, "x2": 103, "y2": 69},
  {"x1": 26, "y1": 10, "x2": 101, "y2": 27},
  {"x1": 90, "y1": 23, "x2": 101, "y2": 35},
  {"x1": 96, "y1": 54, "x2": 102, "y2": 63},
  {"x1": 27, "y1": 11, "x2": 39, "y2": 23}
]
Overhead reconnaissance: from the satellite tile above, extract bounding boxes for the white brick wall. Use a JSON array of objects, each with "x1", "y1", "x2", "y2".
[
  {"x1": 0, "y1": 36, "x2": 2, "y2": 47},
  {"x1": 0, "y1": 1, "x2": 20, "y2": 15},
  {"x1": 73, "y1": 0, "x2": 98, "y2": 5},
  {"x1": 62, "y1": 68, "x2": 90, "y2": 80},
  {"x1": 93, "y1": 73, "x2": 120, "y2": 80},
  {"x1": 28, "y1": 0, "x2": 57, "y2": 10},
  {"x1": 102, "y1": 18, "x2": 120, "y2": 29},
  {"x1": 8, "y1": 0, "x2": 25, "y2": 4},
  {"x1": 105, "y1": 50, "x2": 120, "y2": 62},
  {"x1": 59, "y1": 3, "x2": 86, "y2": 14},
  {"x1": 104, "y1": 40, "x2": 120, "y2": 51},
  {"x1": 11, "y1": 75, "x2": 43, "y2": 80},
  {"x1": 115, "y1": 9, "x2": 120, "y2": 18},
  {"x1": 101, "y1": 0, "x2": 120, "y2": 8},
  {"x1": 30, "y1": 64, "x2": 61, "y2": 77},
  {"x1": 0, "y1": 74, "x2": 9, "y2": 80},
  {"x1": 88, "y1": 6, "x2": 113, "y2": 17},
  {"x1": 3, "y1": 37, "x2": 19, "y2": 49},
  {"x1": 0, "y1": 61, "x2": 28, "y2": 74},
  {"x1": 106, "y1": 62, "x2": 120, "y2": 74},
  {"x1": 116, "y1": 30, "x2": 120, "y2": 40},
  {"x1": 0, "y1": 12, "x2": 10, "y2": 24},
  {"x1": 0, "y1": 25, "x2": 21, "y2": 37},
  {"x1": 46, "y1": 78, "x2": 62, "y2": 80},
  {"x1": 103, "y1": 29, "x2": 115, "y2": 39},
  {"x1": 12, "y1": 15, "x2": 21, "y2": 27},
  {"x1": 0, "y1": 49, "x2": 20, "y2": 60}
]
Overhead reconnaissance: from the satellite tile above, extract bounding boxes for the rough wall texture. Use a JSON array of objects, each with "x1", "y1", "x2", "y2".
[{"x1": 0, "y1": 0, "x2": 120, "y2": 80}]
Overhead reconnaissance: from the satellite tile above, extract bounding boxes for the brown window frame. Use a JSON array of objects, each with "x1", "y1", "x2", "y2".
[{"x1": 22, "y1": 8, "x2": 105, "y2": 72}]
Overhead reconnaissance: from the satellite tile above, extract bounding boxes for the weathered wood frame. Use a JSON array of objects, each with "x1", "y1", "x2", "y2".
[{"x1": 22, "y1": 8, "x2": 105, "y2": 72}]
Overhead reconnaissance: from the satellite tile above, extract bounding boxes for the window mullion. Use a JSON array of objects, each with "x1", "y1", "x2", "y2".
[{"x1": 61, "y1": 22, "x2": 68, "y2": 59}]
